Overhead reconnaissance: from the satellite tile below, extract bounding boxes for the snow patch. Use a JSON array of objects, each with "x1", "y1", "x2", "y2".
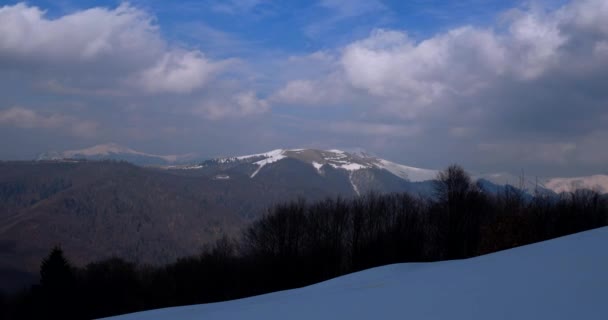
[
  {"x1": 250, "y1": 150, "x2": 287, "y2": 178},
  {"x1": 109, "y1": 227, "x2": 608, "y2": 320},
  {"x1": 376, "y1": 159, "x2": 437, "y2": 182},
  {"x1": 349, "y1": 172, "x2": 360, "y2": 196},
  {"x1": 311, "y1": 161, "x2": 323, "y2": 173},
  {"x1": 330, "y1": 163, "x2": 370, "y2": 171}
]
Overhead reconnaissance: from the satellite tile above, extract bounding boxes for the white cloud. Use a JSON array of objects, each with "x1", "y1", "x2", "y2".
[
  {"x1": 0, "y1": 107, "x2": 98, "y2": 137},
  {"x1": 562, "y1": 0, "x2": 608, "y2": 35},
  {"x1": 133, "y1": 50, "x2": 230, "y2": 94},
  {"x1": 0, "y1": 3, "x2": 229, "y2": 95},
  {"x1": 340, "y1": 27, "x2": 506, "y2": 103},
  {"x1": 195, "y1": 91, "x2": 269, "y2": 120},
  {"x1": 503, "y1": 7, "x2": 566, "y2": 79},
  {"x1": 271, "y1": 76, "x2": 350, "y2": 106},
  {"x1": 0, "y1": 3, "x2": 161, "y2": 64},
  {"x1": 273, "y1": 0, "x2": 608, "y2": 116}
]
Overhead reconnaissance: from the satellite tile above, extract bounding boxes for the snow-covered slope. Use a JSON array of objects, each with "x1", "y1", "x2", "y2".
[
  {"x1": 211, "y1": 148, "x2": 438, "y2": 181},
  {"x1": 544, "y1": 175, "x2": 608, "y2": 194},
  {"x1": 37, "y1": 143, "x2": 195, "y2": 165},
  {"x1": 108, "y1": 227, "x2": 608, "y2": 320}
]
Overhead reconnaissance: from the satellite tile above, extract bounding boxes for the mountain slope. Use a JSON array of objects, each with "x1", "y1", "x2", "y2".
[
  {"x1": 0, "y1": 159, "x2": 360, "y2": 291},
  {"x1": 196, "y1": 148, "x2": 438, "y2": 196},
  {"x1": 207, "y1": 148, "x2": 437, "y2": 181},
  {"x1": 109, "y1": 227, "x2": 608, "y2": 320}
]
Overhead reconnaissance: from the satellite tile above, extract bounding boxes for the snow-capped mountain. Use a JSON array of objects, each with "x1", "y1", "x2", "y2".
[
  {"x1": 196, "y1": 149, "x2": 438, "y2": 196},
  {"x1": 476, "y1": 172, "x2": 608, "y2": 195},
  {"x1": 37, "y1": 143, "x2": 197, "y2": 165},
  {"x1": 185, "y1": 148, "x2": 608, "y2": 196},
  {"x1": 36, "y1": 145, "x2": 608, "y2": 195},
  {"x1": 543, "y1": 175, "x2": 608, "y2": 194},
  {"x1": 208, "y1": 148, "x2": 437, "y2": 181}
]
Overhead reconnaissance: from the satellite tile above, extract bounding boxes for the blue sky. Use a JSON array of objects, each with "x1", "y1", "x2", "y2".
[
  {"x1": 24, "y1": 0, "x2": 525, "y2": 55},
  {"x1": 0, "y1": 0, "x2": 607, "y2": 176}
]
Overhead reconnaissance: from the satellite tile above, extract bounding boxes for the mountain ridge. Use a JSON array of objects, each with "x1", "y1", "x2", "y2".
[
  {"x1": 35, "y1": 144, "x2": 608, "y2": 195},
  {"x1": 36, "y1": 143, "x2": 198, "y2": 165}
]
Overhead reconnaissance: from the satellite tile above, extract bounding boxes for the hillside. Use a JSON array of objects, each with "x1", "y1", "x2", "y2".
[
  {"x1": 0, "y1": 160, "x2": 352, "y2": 291},
  {"x1": 108, "y1": 227, "x2": 608, "y2": 320},
  {"x1": 2, "y1": 147, "x2": 607, "y2": 293}
]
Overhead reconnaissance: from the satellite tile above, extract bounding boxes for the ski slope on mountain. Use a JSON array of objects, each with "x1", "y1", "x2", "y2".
[{"x1": 108, "y1": 227, "x2": 608, "y2": 320}]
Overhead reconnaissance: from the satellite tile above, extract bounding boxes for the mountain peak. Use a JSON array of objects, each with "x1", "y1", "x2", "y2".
[{"x1": 211, "y1": 148, "x2": 438, "y2": 181}]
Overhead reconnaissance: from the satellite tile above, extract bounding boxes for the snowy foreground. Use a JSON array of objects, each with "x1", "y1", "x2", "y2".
[{"x1": 107, "y1": 227, "x2": 608, "y2": 320}]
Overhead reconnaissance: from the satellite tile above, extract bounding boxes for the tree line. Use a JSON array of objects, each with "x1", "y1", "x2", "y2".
[{"x1": 1, "y1": 165, "x2": 607, "y2": 319}]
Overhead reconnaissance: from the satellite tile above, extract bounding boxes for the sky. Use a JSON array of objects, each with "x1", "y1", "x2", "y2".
[{"x1": 0, "y1": 0, "x2": 607, "y2": 176}]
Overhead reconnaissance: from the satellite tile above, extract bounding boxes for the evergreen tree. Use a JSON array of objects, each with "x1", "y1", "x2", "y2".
[
  {"x1": 39, "y1": 245, "x2": 78, "y2": 319},
  {"x1": 40, "y1": 246, "x2": 74, "y2": 290}
]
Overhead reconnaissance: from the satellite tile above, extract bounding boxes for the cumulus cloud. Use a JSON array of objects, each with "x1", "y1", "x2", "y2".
[
  {"x1": 0, "y1": 2, "x2": 229, "y2": 95},
  {"x1": 195, "y1": 91, "x2": 269, "y2": 120},
  {"x1": 0, "y1": 3, "x2": 160, "y2": 65},
  {"x1": 0, "y1": 107, "x2": 98, "y2": 137},
  {"x1": 133, "y1": 50, "x2": 230, "y2": 94},
  {"x1": 277, "y1": 0, "x2": 607, "y2": 111}
]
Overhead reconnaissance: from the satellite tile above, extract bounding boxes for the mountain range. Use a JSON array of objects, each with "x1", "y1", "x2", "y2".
[
  {"x1": 36, "y1": 143, "x2": 608, "y2": 195},
  {"x1": 1, "y1": 144, "x2": 606, "y2": 292}
]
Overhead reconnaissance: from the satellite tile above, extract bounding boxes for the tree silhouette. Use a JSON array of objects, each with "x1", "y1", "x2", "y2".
[
  {"x1": 40, "y1": 246, "x2": 74, "y2": 290},
  {"x1": 433, "y1": 165, "x2": 483, "y2": 258},
  {"x1": 39, "y1": 245, "x2": 77, "y2": 319}
]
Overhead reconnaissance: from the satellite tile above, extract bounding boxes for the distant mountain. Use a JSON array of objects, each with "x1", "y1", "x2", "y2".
[
  {"x1": 183, "y1": 148, "x2": 439, "y2": 196},
  {"x1": 543, "y1": 175, "x2": 608, "y2": 194},
  {"x1": 476, "y1": 172, "x2": 608, "y2": 196},
  {"x1": 36, "y1": 145, "x2": 608, "y2": 196},
  {"x1": 36, "y1": 143, "x2": 197, "y2": 165}
]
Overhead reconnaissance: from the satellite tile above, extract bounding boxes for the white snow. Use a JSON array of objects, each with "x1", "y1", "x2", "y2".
[
  {"x1": 107, "y1": 227, "x2": 608, "y2": 320},
  {"x1": 250, "y1": 149, "x2": 287, "y2": 178},
  {"x1": 163, "y1": 165, "x2": 203, "y2": 170},
  {"x1": 214, "y1": 148, "x2": 442, "y2": 181},
  {"x1": 376, "y1": 159, "x2": 438, "y2": 182},
  {"x1": 349, "y1": 172, "x2": 361, "y2": 196},
  {"x1": 49, "y1": 143, "x2": 191, "y2": 163},
  {"x1": 311, "y1": 161, "x2": 323, "y2": 172},
  {"x1": 329, "y1": 162, "x2": 370, "y2": 171},
  {"x1": 235, "y1": 149, "x2": 284, "y2": 161},
  {"x1": 544, "y1": 175, "x2": 608, "y2": 194}
]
